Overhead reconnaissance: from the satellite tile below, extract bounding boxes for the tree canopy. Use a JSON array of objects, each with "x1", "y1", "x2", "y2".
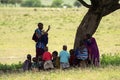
[{"x1": 78, "y1": 0, "x2": 120, "y2": 16}]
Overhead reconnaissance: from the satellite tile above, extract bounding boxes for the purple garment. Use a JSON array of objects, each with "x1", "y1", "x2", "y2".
[
  {"x1": 87, "y1": 37, "x2": 100, "y2": 64},
  {"x1": 36, "y1": 48, "x2": 45, "y2": 59},
  {"x1": 22, "y1": 60, "x2": 32, "y2": 71}
]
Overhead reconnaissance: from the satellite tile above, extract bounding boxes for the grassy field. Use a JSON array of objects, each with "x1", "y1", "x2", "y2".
[
  {"x1": 0, "y1": 7, "x2": 120, "y2": 80},
  {"x1": 0, "y1": 7, "x2": 120, "y2": 64},
  {"x1": 0, "y1": 66, "x2": 120, "y2": 80}
]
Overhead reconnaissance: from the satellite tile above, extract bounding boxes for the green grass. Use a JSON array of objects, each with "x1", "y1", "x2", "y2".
[
  {"x1": 0, "y1": 7, "x2": 120, "y2": 80},
  {"x1": 0, "y1": 7, "x2": 120, "y2": 64},
  {"x1": 0, "y1": 66, "x2": 120, "y2": 80},
  {"x1": 101, "y1": 53, "x2": 120, "y2": 66}
]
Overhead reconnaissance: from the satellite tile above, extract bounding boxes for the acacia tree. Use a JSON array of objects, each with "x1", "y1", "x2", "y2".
[{"x1": 74, "y1": 0, "x2": 120, "y2": 49}]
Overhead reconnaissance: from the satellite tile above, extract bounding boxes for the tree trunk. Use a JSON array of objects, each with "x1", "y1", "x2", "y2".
[
  {"x1": 74, "y1": 9, "x2": 102, "y2": 49},
  {"x1": 74, "y1": 0, "x2": 120, "y2": 50}
]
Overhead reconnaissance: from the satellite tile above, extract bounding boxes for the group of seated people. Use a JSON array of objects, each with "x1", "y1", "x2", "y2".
[{"x1": 23, "y1": 42, "x2": 93, "y2": 71}]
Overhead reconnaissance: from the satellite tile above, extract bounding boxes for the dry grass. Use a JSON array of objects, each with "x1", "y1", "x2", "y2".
[
  {"x1": 0, "y1": 7, "x2": 120, "y2": 64},
  {"x1": 0, "y1": 66, "x2": 120, "y2": 80}
]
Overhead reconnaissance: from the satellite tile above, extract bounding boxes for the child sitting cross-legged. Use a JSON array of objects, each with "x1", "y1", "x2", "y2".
[
  {"x1": 43, "y1": 46, "x2": 54, "y2": 70},
  {"x1": 37, "y1": 56, "x2": 44, "y2": 70},
  {"x1": 22, "y1": 54, "x2": 32, "y2": 71},
  {"x1": 31, "y1": 57, "x2": 39, "y2": 71},
  {"x1": 75, "y1": 41, "x2": 88, "y2": 68},
  {"x1": 52, "y1": 51, "x2": 60, "y2": 69},
  {"x1": 59, "y1": 45, "x2": 70, "y2": 70},
  {"x1": 69, "y1": 49, "x2": 76, "y2": 67}
]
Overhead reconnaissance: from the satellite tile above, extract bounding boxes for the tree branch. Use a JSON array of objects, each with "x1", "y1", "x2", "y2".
[
  {"x1": 78, "y1": 0, "x2": 91, "y2": 8},
  {"x1": 102, "y1": 4, "x2": 120, "y2": 16},
  {"x1": 90, "y1": 0, "x2": 100, "y2": 10}
]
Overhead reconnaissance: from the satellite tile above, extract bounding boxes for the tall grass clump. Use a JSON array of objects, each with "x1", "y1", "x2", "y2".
[
  {"x1": 0, "y1": 62, "x2": 22, "y2": 72},
  {"x1": 101, "y1": 53, "x2": 120, "y2": 66}
]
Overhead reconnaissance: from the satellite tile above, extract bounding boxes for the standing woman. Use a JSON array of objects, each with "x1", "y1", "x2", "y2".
[
  {"x1": 34, "y1": 22, "x2": 50, "y2": 60},
  {"x1": 84, "y1": 34, "x2": 100, "y2": 67}
]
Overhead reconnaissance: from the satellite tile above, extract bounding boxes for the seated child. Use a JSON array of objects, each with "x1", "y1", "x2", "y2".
[
  {"x1": 38, "y1": 56, "x2": 44, "y2": 70},
  {"x1": 75, "y1": 41, "x2": 88, "y2": 67},
  {"x1": 32, "y1": 57, "x2": 39, "y2": 71},
  {"x1": 22, "y1": 54, "x2": 32, "y2": 71},
  {"x1": 52, "y1": 51, "x2": 60, "y2": 69},
  {"x1": 59, "y1": 45, "x2": 70, "y2": 69},
  {"x1": 69, "y1": 49, "x2": 76, "y2": 67},
  {"x1": 43, "y1": 46, "x2": 54, "y2": 70}
]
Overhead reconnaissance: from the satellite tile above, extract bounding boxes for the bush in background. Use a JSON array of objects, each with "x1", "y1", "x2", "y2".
[
  {"x1": 51, "y1": 0, "x2": 63, "y2": 8},
  {"x1": 73, "y1": 0, "x2": 81, "y2": 8},
  {"x1": 62, "y1": 4, "x2": 72, "y2": 8},
  {"x1": 0, "y1": 62, "x2": 22, "y2": 72},
  {"x1": 21, "y1": 0, "x2": 42, "y2": 7}
]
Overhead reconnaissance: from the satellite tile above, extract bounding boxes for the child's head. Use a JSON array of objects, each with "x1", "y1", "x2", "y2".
[
  {"x1": 32, "y1": 57, "x2": 37, "y2": 62},
  {"x1": 27, "y1": 54, "x2": 31, "y2": 61},
  {"x1": 52, "y1": 51, "x2": 58, "y2": 58},
  {"x1": 63, "y1": 45, "x2": 67, "y2": 51},
  {"x1": 44, "y1": 46, "x2": 48, "y2": 52},
  {"x1": 69, "y1": 49, "x2": 75, "y2": 56},
  {"x1": 38, "y1": 22, "x2": 43, "y2": 30}
]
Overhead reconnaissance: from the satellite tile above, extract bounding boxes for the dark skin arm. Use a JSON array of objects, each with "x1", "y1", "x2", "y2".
[{"x1": 46, "y1": 25, "x2": 50, "y2": 33}]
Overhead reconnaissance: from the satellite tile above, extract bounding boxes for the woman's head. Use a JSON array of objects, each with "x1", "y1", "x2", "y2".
[{"x1": 38, "y1": 23, "x2": 43, "y2": 30}]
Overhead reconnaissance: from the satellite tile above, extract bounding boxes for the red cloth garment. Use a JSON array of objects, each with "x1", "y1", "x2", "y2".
[
  {"x1": 69, "y1": 55, "x2": 76, "y2": 66},
  {"x1": 43, "y1": 52, "x2": 52, "y2": 61}
]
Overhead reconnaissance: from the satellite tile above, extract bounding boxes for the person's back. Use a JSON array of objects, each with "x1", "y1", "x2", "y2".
[
  {"x1": 43, "y1": 47, "x2": 54, "y2": 70},
  {"x1": 75, "y1": 47, "x2": 88, "y2": 60},
  {"x1": 37, "y1": 56, "x2": 43, "y2": 70},
  {"x1": 59, "y1": 50, "x2": 70, "y2": 63},
  {"x1": 23, "y1": 54, "x2": 32, "y2": 71},
  {"x1": 31, "y1": 57, "x2": 39, "y2": 71},
  {"x1": 69, "y1": 49, "x2": 76, "y2": 67},
  {"x1": 34, "y1": 23, "x2": 50, "y2": 60},
  {"x1": 75, "y1": 41, "x2": 88, "y2": 67},
  {"x1": 43, "y1": 50, "x2": 52, "y2": 61},
  {"x1": 59, "y1": 45, "x2": 70, "y2": 69}
]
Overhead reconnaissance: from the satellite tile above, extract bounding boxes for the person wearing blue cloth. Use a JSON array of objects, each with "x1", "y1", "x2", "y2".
[
  {"x1": 75, "y1": 41, "x2": 88, "y2": 67},
  {"x1": 59, "y1": 45, "x2": 70, "y2": 69},
  {"x1": 34, "y1": 22, "x2": 50, "y2": 60}
]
